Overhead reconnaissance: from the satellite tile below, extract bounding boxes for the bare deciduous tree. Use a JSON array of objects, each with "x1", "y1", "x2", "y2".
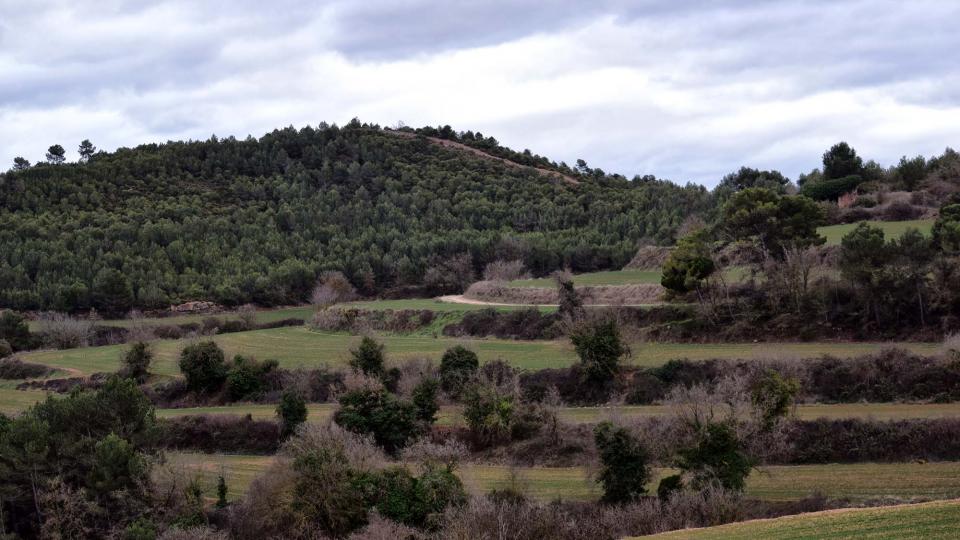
[
  {"x1": 482, "y1": 259, "x2": 528, "y2": 282},
  {"x1": 37, "y1": 312, "x2": 93, "y2": 349},
  {"x1": 311, "y1": 271, "x2": 358, "y2": 309}
]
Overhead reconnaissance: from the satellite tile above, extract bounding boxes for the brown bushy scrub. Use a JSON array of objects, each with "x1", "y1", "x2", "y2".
[
  {"x1": 391, "y1": 358, "x2": 437, "y2": 400},
  {"x1": 37, "y1": 312, "x2": 94, "y2": 349},
  {"x1": 464, "y1": 281, "x2": 664, "y2": 306},
  {"x1": 482, "y1": 259, "x2": 529, "y2": 282},
  {"x1": 443, "y1": 308, "x2": 562, "y2": 340},
  {"x1": 17, "y1": 372, "x2": 109, "y2": 393},
  {"x1": 524, "y1": 349, "x2": 960, "y2": 407},
  {"x1": 158, "y1": 415, "x2": 281, "y2": 454},
  {"x1": 438, "y1": 487, "x2": 747, "y2": 540},
  {"x1": 624, "y1": 245, "x2": 674, "y2": 270},
  {"x1": 778, "y1": 418, "x2": 960, "y2": 464},
  {"x1": 312, "y1": 308, "x2": 434, "y2": 333},
  {"x1": 158, "y1": 527, "x2": 229, "y2": 540},
  {"x1": 311, "y1": 271, "x2": 359, "y2": 308},
  {"x1": 0, "y1": 357, "x2": 53, "y2": 379}
]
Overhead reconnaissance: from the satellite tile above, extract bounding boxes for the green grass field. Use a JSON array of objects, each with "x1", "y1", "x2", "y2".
[
  {"x1": 509, "y1": 269, "x2": 664, "y2": 287},
  {"x1": 818, "y1": 219, "x2": 934, "y2": 246},
  {"x1": 643, "y1": 499, "x2": 960, "y2": 539},
  {"x1": 20, "y1": 327, "x2": 575, "y2": 376},
  {"x1": 168, "y1": 454, "x2": 960, "y2": 504},
  {"x1": 17, "y1": 327, "x2": 940, "y2": 377}
]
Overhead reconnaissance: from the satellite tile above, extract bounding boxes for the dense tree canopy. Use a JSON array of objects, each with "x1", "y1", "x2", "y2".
[
  {"x1": 0, "y1": 122, "x2": 711, "y2": 311},
  {"x1": 721, "y1": 188, "x2": 825, "y2": 256}
]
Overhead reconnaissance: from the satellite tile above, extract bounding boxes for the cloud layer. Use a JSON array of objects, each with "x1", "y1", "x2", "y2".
[{"x1": 2, "y1": 0, "x2": 959, "y2": 185}]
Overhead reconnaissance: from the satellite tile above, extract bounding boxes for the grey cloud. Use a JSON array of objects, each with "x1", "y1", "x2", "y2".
[{"x1": 1, "y1": 0, "x2": 959, "y2": 186}]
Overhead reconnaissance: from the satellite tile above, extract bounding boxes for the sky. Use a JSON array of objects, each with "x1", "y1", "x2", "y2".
[{"x1": 2, "y1": 0, "x2": 959, "y2": 187}]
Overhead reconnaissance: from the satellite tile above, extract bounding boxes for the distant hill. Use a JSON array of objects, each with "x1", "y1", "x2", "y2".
[{"x1": 0, "y1": 121, "x2": 710, "y2": 313}]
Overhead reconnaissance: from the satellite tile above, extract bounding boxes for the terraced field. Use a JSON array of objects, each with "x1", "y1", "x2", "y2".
[
  {"x1": 169, "y1": 454, "x2": 960, "y2": 503},
  {"x1": 643, "y1": 498, "x2": 960, "y2": 539},
  {"x1": 5, "y1": 394, "x2": 959, "y2": 425},
  {"x1": 17, "y1": 326, "x2": 939, "y2": 377}
]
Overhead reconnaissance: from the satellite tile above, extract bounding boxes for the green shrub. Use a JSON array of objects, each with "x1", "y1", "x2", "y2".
[
  {"x1": 350, "y1": 336, "x2": 386, "y2": 376},
  {"x1": 0, "y1": 339, "x2": 11, "y2": 359},
  {"x1": 677, "y1": 422, "x2": 753, "y2": 492},
  {"x1": 121, "y1": 341, "x2": 152, "y2": 383},
  {"x1": 277, "y1": 390, "x2": 308, "y2": 438},
  {"x1": 933, "y1": 203, "x2": 960, "y2": 254},
  {"x1": 439, "y1": 345, "x2": 479, "y2": 397},
  {"x1": 593, "y1": 421, "x2": 651, "y2": 503},
  {"x1": 411, "y1": 377, "x2": 440, "y2": 424},
  {"x1": 291, "y1": 449, "x2": 370, "y2": 537},
  {"x1": 799, "y1": 174, "x2": 862, "y2": 201},
  {"x1": 226, "y1": 355, "x2": 279, "y2": 401},
  {"x1": 216, "y1": 473, "x2": 229, "y2": 508},
  {"x1": 178, "y1": 341, "x2": 227, "y2": 393},
  {"x1": 334, "y1": 388, "x2": 420, "y2": 453},
  {"x1": 750, "y1": 369, "x2": 800, "y2": 430},
  {"x1": 657, "y1": 474, "x2": 684, "y2": 501},
  {"x1": 0, "y1": 310, "x2": 33, "y2": 351},
  {"x1": 123, "y1": 517, "x2": 157, "y2": 540},
  {"x1": 462, "y1": 382, "x2": 515, "y2": 446},
  {"x1": 571, "y1": 319, "x2": 626, "y2": 382}
]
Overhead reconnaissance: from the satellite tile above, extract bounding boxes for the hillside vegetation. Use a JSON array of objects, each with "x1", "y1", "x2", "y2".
[{"x1": 0, "y1": 121, "x2": 709, "y2": 313}]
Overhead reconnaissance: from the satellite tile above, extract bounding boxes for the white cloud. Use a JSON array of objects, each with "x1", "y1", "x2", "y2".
[{"x1": 1, "y1": 0, "x2": 959, "y2": 185}]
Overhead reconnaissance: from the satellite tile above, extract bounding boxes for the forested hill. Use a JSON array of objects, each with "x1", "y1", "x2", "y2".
[{"x1": 0, "y1": 120, "x2": 710, "y2": 313}]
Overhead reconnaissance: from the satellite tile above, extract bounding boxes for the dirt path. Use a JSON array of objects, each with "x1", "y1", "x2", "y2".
[
  {"x1": 436, "y1": 295, "x2": 654, "y2": 308},
  {"x1": 437, "y1": 295, "x2": 558, "y2": 307},
  {"x1": 385, "y1": 129, "x2": 580, "y2": 185}
]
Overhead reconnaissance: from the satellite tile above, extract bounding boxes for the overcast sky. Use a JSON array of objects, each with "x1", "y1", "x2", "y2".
[{"x1": 2, "y1": 0, "x2": 959, "y2": 186}]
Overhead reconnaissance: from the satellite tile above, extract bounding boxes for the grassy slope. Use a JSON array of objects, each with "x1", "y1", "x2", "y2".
[
  {"x1": 643, "y1": 499, "x2": 960, "y2": 540},
  {"x1": 18, "y1": 327, "x2": 939, "y2": 377},
  {"x1": 502, "y1": 219, "x2": 935, "y2": 289},
  {"x1": 167, "y1": 454, "x2": 960, "y2": 504},
  {"x1": 819, "y1": 219, "x2": 934, "y2": 246}
]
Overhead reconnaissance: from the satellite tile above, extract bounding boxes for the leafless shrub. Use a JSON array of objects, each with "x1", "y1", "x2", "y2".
[
  {"x1": 401, "y1": 437, "x2": 468, "y2": 472},
  {"x1": 464, "y1": 281, "x2": 663, "y2": 306},
  {"x1": 438, "y1": 486, "x2": 745, "y2": 540},
  {"x1": 37, "y1": 312, "x2": 94, "y2": 349},
  {"x1": 282, "y1": 422, "x2": 386, "y2": 472},
  {"x1": 37, "y1": 477, "x2": 99, "y2": 539},
  {"x1": 311, "y1": 308, "x2": 349, "y2": 330},
  {"x1": 483, "y1": 259, "x2": 529, "y2": 282},
  {"x1": 346, "y1": 512, "x2": 424, "y2": 540},
  {"x1": 150, "y1": 461, "x2": 206, "y2": 524},
  {"x1": 391, "y1": 357, "x2": 436, "y2": 399},
  {"x1": 158, "y1": 528, "x2": 229, "y2": 540},
  {"x1": 944, "y1": 333, "x2": 960, "y2": 359},
  {"x1": 125, "y1": 309, "x2": 155, "y2": 342},
  {"x1": 237, "y1": 303, "x2": 257, "y2": 329},
  {"x1": 677, "y1": 214, "x2": 707, "y2": 238},
  {"x1": 227, "y1": 460, "x2": 300, "y2": 540},
  {"x1": 762, "y1": 246, "x2": 822, "y2": 315},
  {"x1": 311, "y1": 271, "x2": 358, "y2": 308},
  {"x1": 624, "y1": 245, "x2": 674, "y2": 270},
  {"x1": 339, "y1": 370, "x2": 386, "y2": 397}
]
